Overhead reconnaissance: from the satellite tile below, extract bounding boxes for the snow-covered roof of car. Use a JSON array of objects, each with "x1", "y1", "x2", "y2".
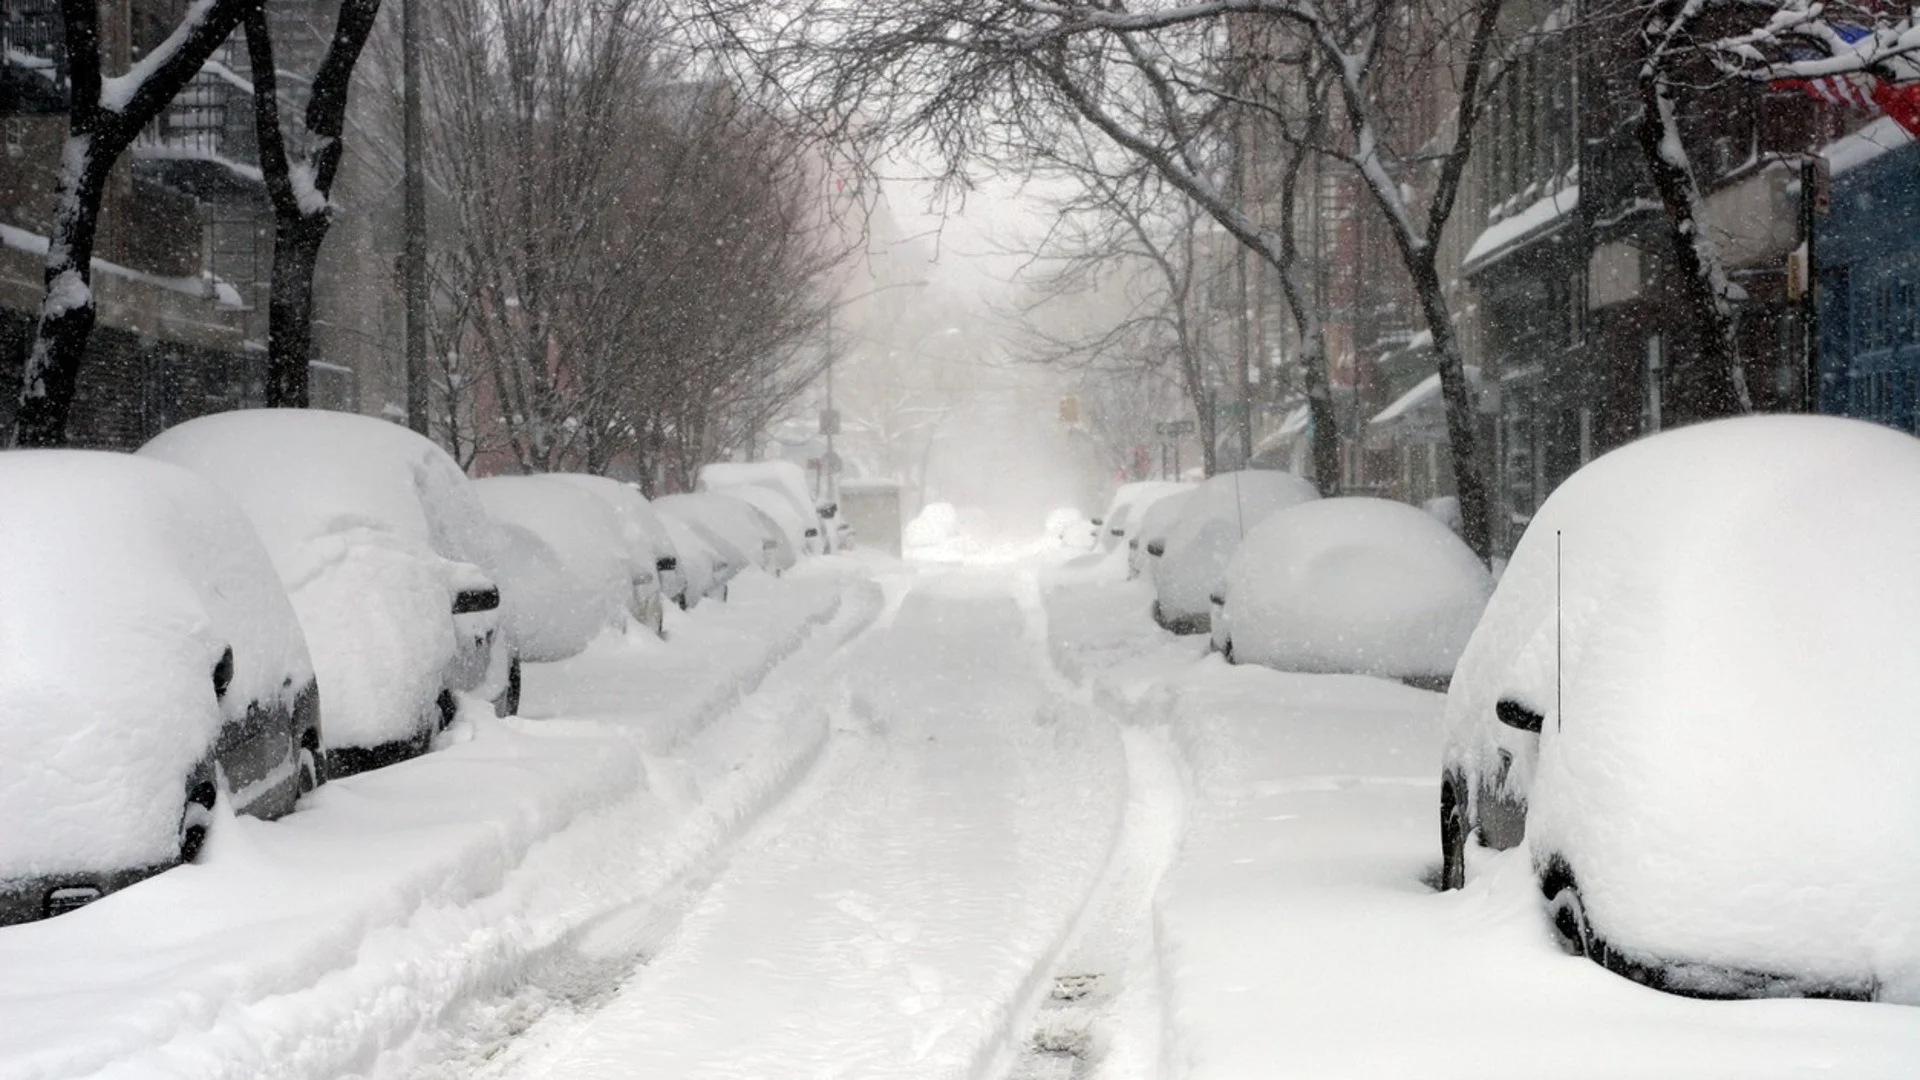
[{"x1": 0, "y1": 451, "x2": 311, "y2": 877}]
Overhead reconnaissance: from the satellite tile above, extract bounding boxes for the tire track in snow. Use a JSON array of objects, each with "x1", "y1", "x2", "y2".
[
  {"x1": 1004, "y1": 571, "x2": 1193, "y2": 1080},
  {"x1": 303, "y1": 576, "x2": 886, "y2": 1080}
]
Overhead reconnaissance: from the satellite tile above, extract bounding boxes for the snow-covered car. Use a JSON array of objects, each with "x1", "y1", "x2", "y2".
[
  {"x1": 1128, "y1": 488, "x2": 1194, "y2": 580},
  {"x1": 474, "y1": 476, "x2": 634, "y2": 686},
  {"x1": 711, "y1": 484, "x2": 813, "y2": 566},
  {"x1": 1045, "y1": 506, "x2": 1095, "y2": 549},
  {"x1": 655, "y1": 510, "x2": 729, "y2": 607},
  {"x1": 697, "y1": 461, "x2": 828, "y2": 554},
  {"x1": 656, "y1": 492, "x2": 776, "y2": 588},
  {"x1": 1210, "y1": 497, "x2": 1491, "y2": 685},
  {"x1": 141, "y1": 410, "x2": 508, "y2": 778},
  {"x1": 699, "y1": 492, "x2": 797, "y2": 574},
  {"x1": 548, "y1": 473, "x2": 684, "y2": 618},
  {"x1": 1149, "y1": 470, "x2": 1319, "y2": 633},
  {"x1": 1439, "y1": 415, "x2": 1920, "y2": 1003},
  {"x1": 0, "y1": 452, "x2": 321, "y2": 925},
  {"x1": 1094, "y1": 480, "x2": 1191, "y2": 554}
]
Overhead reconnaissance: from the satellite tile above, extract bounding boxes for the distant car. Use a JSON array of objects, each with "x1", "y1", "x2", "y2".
[
  {"x1": 548, "y1": 473, "x2": 684, "y2": 618},
  {"x1": 697, "y1": 461, "x2": 828, "y2": 554},
  {"x1": 1440, "y1": 416, "x2": 1920, "y2": 1003},
  {"x1": 1150, "y1": 470, "x2": 1319, "y2": 633},
  {"x1": 656, "y1": 492, "x2": 773, "y2": 589},
  {"x1": 713, "y1": 484, "x2": 813, "y2": 566},
  {"x1": 1095, "y1": 481, "x2": 1192, "y2": 554},
  {"x1": 0, "y1": 452, "x2": 321, "y2": 925},
  {"x1": 655, "y1": 510, "x2": 729, "y2": 607},
  {"x1": 695, "y1": 492, "x2": 797, "y2": 575},
  {"x1": 1211, "y1": 497, "x2": 1491, "y2": 687},
  {"x1": 474, "y1": 476, "x2": 635, "y2": 680},
  {"x1": 141, "y1": 410, "x2": 509, "y2": 778},
  {"x1": 1128, "y1": 489, "x2": 1194, "y2": 580}
]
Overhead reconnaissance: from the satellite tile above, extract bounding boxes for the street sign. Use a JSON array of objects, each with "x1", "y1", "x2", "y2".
[
  {"x1": 819, "y1": 408, "x2": 841, "y2": 435},
  {"x1": 1156, "y1": 419, "x2": 1196, "y2": 437}
]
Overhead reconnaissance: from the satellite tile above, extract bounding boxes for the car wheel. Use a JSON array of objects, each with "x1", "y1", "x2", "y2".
[
  {"x1": 1439, "y1": 773, "x2": 1468, "y2": 891},
  {"x1": 296, "y1": 740, "x2": 322, "y2": 797},
  {"x1": 493, "y1": 657, "x2": 522, "y2": 718},
  {"x1": 1541, "y1": 860, "x2": 1593, "y2": 956},
  {"x1": 179, "y1": 780, "x2": 217, "y2": 863}
]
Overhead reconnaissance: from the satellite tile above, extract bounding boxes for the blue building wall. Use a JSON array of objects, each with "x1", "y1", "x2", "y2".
[{"x1": 1816, "y1": 140, "x2": 1920, "y2": 435}]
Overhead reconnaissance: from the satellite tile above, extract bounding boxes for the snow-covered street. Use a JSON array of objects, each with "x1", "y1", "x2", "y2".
[{"x1": 4, "y1": 551, "x2": 1918, "y2": 1079}]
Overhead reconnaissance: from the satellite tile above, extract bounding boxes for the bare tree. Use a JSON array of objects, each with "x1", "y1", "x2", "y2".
[
  {"x1": 696, "y1": 0, "x2": 1509, "y2": 559},
  {"x1": 12, "y1": 0, "x2": 263, "y2": 446}
]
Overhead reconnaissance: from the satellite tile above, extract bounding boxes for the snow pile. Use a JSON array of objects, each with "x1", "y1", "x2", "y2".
[
  {"x1": 1044, "y1": 506, "x2": 1094, "y2": 548},
  {"x1": 140, "y1": 410, "x2": 504, "y2": 754},
  {"x1": 1217, "y1": 497, "x2": 1492, "y2": 678},
  {"x1": 1446, "y1": 415, "x2": 1920, "y2": 1001},
  {"x1": 905, "y1": 501, "x2": 962, "y2": 548},
  {"x1": 474, "y1": 477, "x2": 632, "y2": 663},
  {"x1": 1151, "y1": 470, "x2": 1320, "y2": 626},
  {"x1": 0, "y1": 452, "x2": 314, "y2": 878}
]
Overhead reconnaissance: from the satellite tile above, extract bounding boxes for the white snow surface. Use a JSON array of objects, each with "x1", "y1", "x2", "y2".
[
  {"x1": 1042, "y1": 571, "x2": 1920, "y2": 1078},
  {"x1": 139, "y1": 410, "x2": 503, "y2": 752},
  {"x1": 1151, "y1": 470, "x2": 1320, "y2": 622},
  {"x1": 0, "y1": 452, "x2": 312, "y2": 876},
  {"x1": 1217, "y1": 496, "x2": 1491, "y2": 678},
  {"x1": 904, "y1": 501, "x2": 962, "y2": 548},
  {"x1": 1447, "y1": 415, "x2": 1920, "y2": 1001},
  {"x1": 0, "y1": 566, "x2": 871, "y2": 1080},
  {"x1": 473, "y1": 476, "x2": 631, "y2": 663}
]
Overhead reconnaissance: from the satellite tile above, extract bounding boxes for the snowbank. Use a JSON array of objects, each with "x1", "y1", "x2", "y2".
[
  {"x1": 1446, "y1": 415, "x2": 1920, "y2": 1000},
  {"x1": 1217, "y1": 497, "x2": 1491, "y2": 679},
  {"x1": 0, "y1": 452, "x2": 314, "y2": 881},
  {"x1": 140, "y1": 410, "x2": 504, "y2": 755},
  {"x1": 1151, "y1": 470, "x2": 1319, "y2": 627},
  {"x1": 474, "y1": 476, "x2": 632, "y2": 663},
  {"x1": 905, "y1": 501, "x2": 961, "y2": 548}
]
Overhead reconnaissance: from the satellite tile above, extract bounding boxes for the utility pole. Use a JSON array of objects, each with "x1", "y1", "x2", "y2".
[{"x1": 402, "y1": 0, "x2": 428, "y2": 435}]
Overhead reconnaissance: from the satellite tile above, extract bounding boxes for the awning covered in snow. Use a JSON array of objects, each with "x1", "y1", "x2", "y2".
[
  {"x1": 1463, "y1": 185, "x2": 1578, "y2": 274},
  {"x1": 1370, "y1": 366, "x2": 1482, "y2": 435}
]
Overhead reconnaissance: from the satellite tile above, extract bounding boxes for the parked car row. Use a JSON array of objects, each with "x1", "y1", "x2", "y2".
[
  {"x1": 0, "y1": 409, "x2": 828, "y2": 927},
  {"x1": 1123, "y1": 416, "x2": 1918, "y2": 1005}
]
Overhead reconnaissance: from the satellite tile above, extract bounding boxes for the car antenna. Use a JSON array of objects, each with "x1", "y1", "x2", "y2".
[
  {"x1": 1556, "y1": 529, "x2": 1563, "y2": 733},
  {"x1": 1233, "y1": 468, "x2": 1247, "y2": 539}
]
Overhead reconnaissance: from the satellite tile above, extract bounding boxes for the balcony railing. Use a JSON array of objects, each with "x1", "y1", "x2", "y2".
[{"x1": 1, "y1": 0, "x2": 67, "y2": 114}]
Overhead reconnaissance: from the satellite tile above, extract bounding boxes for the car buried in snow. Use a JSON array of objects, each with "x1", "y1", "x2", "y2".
[
  {"x1": 141, "y1": 410, "x2": 510, "y2": 778},
  {"x1": 546, "y1": 473, "x2": 686, "y2": 618},
  {"x1": 1210, "y1": 496, "x2": 1491, "y2": 688},
  {"x1": 0, "y1": 452, "x2": 321, "y2": 925},
  {"x1": 1149, "y1": 470, "x2": 1319, "y2": 634},
  {"x1": 1439, "y1": 415, "x2": 1920, "y2": 1003}
]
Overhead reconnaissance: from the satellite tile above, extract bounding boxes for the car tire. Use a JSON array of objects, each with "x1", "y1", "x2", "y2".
[
  {"x1": 493, "y1": 657, "x2": 522, "y2": 718},
  {"x1": 179, "y1": 780, "x2": 217, "y2": 863},
  {"x1": 1542, "y1": 861, "x2": 1593, "y2": 956},
  {"x1": 296, "y1": 744, "x2": 322, "y2": 797},
  {"x1": 1439, "y1": 773, "x2": 1468, "y2": 891}
]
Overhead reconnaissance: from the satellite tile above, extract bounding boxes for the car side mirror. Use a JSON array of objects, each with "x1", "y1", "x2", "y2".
[
  {"x1": 656, "y1": 555, "x2": 678, "y2": 573},
  {"x1": 212, "y1": 646, "x2": 235, "y2": 700},
  {"x1": 1495, "y1": 698, "x2": 1544, "y2": 733},
  {"x1": 453, "y1": 585, "x2": 501, "y2": 614},
  {"x1": 1090, "y1": 517, "x2": 1103, "y2": 527},
  {"x1": 1147, "y1": 540, "x2": 1165, "y2": 558},
  {"x1": 805, "y1": 528, "x2": 819, "y2": 538}
]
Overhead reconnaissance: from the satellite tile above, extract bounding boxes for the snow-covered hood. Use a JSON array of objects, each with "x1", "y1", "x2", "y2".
[
  {"x1": 0, "y1": 452, "x2": 312, "y2": 877},
  {"x1": 1219, "y1": 496, "x2": 1491, "y2": 677},
  {"x1": 1445, "y1": 416, "x2": 1920, "y2": 995}
]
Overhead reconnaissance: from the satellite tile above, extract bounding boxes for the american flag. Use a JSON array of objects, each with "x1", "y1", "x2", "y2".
[{"x1": 1771, "y1": 23, "x2": 1920, "y2": 137}]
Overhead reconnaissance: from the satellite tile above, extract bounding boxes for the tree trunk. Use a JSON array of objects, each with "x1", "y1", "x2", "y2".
[
  {"x1": 14, "y1": 149, "x2": 111, "y2": 448},
  {"x1": 1635, "y1": 10, "x2": 1752, "y2": 426},
  {"x1": 264, "y1": 218, "x2": 327, "y2": 407},
  {"x1": 1409, "y1": 251, "x2": 1492, "y2": 560}
]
